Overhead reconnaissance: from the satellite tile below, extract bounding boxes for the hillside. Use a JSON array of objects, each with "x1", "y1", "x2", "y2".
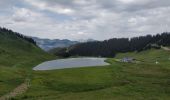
[
  {"x1": 0, "y1": 27, "x2": 169, "y2": 100},
  {"x1": 14, "y1": 49, "x2": 170, "y2": 100},
  {"x1": 0, "y1": 27, "x2": 54, "y2": 97},
  {"x1": 52, "y1": 32, "x2": 170, "y2": 57}
]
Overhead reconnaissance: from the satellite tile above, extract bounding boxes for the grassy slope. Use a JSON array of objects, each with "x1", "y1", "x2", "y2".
[
  {"x1": 15, "y1": 49, "x2": 170, "y2": 100},
  {"x1": 0, "y1": 32, "x2": 54, "y2": 96}
]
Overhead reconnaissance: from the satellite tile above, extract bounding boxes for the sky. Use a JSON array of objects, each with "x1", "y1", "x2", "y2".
[{"x1": 0, "y1": 0, "x2": 170, "y2": 40}]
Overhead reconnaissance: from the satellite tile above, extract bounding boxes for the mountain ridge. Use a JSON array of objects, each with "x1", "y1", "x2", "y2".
[
  {"x1": 32, "y1": 37, "x2": 79, "y2": 51},
  {"x1": 0, "y1": 27, "x2": 53, "y2": 97}
]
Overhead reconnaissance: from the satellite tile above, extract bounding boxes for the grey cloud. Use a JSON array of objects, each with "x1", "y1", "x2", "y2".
[{"x1": 0, "y1": 0, "x2": 170, "y2": 40}]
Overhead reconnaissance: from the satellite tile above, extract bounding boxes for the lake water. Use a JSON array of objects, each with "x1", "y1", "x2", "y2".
[{"x1": 33, "y1": 57, "x2": 110, "y2": 70}]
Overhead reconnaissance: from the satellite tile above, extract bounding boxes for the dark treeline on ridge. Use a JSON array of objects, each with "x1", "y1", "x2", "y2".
[
  {"x1": 0, "y1": 27, "x2": 37, "y2": 45},
  {"x1": 51, "y1": 32, "x2": 170, "y2": 57}
]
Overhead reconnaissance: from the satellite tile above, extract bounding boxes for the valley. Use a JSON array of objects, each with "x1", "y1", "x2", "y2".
[
  {"x1": 14, "y1": 49, "x2": 170, "y2": 100},
  {"x1": 1, "y1": 0, "x2": 170, "y2": 99},
  {"x1": 0, "y1": 28, "x2": 170, "y2": 100}
]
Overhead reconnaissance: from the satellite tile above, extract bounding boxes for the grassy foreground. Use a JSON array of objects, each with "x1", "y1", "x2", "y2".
[
  {"x1": 0, "y1": 49, "x2": 54, "y2": 97},
  {"x1": 14, "y1": 49, "x2": 170, "y2": 100},
  {"x1": 0, "y1": 31, "x2": 54, "y2": 97}
]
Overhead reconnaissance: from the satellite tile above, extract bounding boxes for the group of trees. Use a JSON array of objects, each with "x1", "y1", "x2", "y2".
[
  {"x1": 54, "y1": 32, "x2": 170, "y2": 57},
  {"x1": 1, "y1": 27, "x2": 170, "y2": 57},
  {"x1": 0, "y1": 27, "x2": 37, "y2": 45}
]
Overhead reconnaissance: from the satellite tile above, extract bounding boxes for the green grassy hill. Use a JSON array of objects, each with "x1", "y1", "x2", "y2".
[
  {"x1": 0, "y1": 28, "x2": 170, "y2": 100},
  {"x1": 0, "y1": 28, "x2": 54, "y2": 96},
  {"x1": 15, "y1": 49, "x2": 170, "y2": 100}
]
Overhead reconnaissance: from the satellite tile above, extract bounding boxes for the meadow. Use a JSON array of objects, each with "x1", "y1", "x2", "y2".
[
  {"x1": 13, "y1": 49, "x2": 170, "y2": 100},
  {"x1": 0, "y1": 32, "x2": 54, "y2": 97}
]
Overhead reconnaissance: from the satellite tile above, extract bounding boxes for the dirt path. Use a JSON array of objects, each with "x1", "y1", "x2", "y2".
[
  {"x1": 161, "y1": 46, "x2": 170, "y2": 51},
  {"x1": 0, "y1": 79, "x2": 30, "y2": 100}
]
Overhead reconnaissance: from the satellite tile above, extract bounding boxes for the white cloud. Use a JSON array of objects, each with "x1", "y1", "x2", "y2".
[
  {"x1": 24, "y1": 0, "x2": 75, "y2": 15},
  {"x1": 118, "y1": 0, "x2": 135, "y2": 4},
  {"x1": 12, "y1": 8, "x2": 40, "y2": 22},
  {"x1": 0, "y1": 0, "x2": 170, "y2": 40}
]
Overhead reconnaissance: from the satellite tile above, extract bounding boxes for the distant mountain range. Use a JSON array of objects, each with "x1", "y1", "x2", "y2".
[
  {"x1": 32, "y1": 37, "x2": 97, "y2": 51},
  {"x1": 32, "y1": 37, "x2": 79, "y2": 51},
  {"x1": 78, "y1": 39, "x2": 97, "y2": 43}
]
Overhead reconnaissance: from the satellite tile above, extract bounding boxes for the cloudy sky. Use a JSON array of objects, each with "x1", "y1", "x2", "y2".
[{"x1": 0, "y1": 0, "x2": 170, "y2": 40}]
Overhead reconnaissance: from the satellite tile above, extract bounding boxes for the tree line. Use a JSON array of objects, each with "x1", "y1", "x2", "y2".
[
  {"x1": 52, "y1": 32, "x2": 170, "y2": 57},
  {"x1": 0, "y1": 27, "x2": 37, "y2": 45}
]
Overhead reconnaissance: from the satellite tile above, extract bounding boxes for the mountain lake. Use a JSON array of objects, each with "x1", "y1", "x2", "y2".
[{"x1": 33, "y1": 57, "x2": 110, "y2": 70}]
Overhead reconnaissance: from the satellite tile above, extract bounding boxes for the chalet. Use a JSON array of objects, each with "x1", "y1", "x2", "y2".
[{"x1": 121, "y1": 57, "x2": 135, "y2": 63}]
